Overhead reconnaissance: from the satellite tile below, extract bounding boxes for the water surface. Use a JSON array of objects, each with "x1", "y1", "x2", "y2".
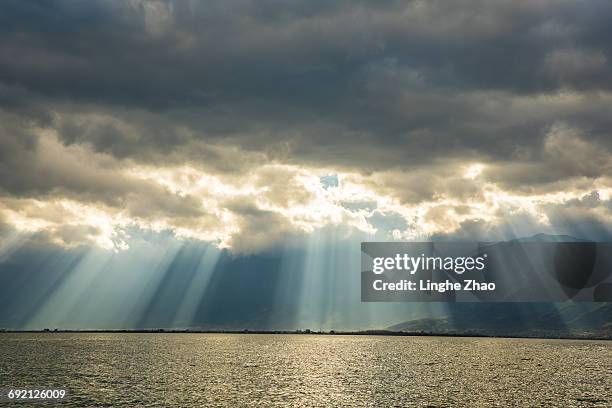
[{"x1": 0, "y1": 333, "x2": 610, "y2": 407}]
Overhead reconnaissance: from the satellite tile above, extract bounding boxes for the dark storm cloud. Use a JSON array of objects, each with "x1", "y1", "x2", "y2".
[
  {"x1": 1, "y1": 0, "x2": 611, "y2": 250},
  {"x1": 3, "y1": 0, "x2": 612, "y2": 101},
  {"x1": 1, "y1": 0, "x2": 612, "y2": 173},
  {"x1": 0, "y1": 109, "x2": 209, "y2": 224}
]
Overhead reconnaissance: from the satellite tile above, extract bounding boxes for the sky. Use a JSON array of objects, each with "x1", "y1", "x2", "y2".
[{"x1": 0, "y1": 0, "x2": 611, "y2": 329}]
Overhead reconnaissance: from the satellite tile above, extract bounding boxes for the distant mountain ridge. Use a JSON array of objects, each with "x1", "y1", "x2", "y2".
[
  {"x1": 512, "y1": 233, "x2": 593, "y2": 242},
  {"x1": 387, "y1": 302, "x2": 612, "y2": 338},
  {"x1": 387, "y1": 234, "x2": 611, "y2": 338}
]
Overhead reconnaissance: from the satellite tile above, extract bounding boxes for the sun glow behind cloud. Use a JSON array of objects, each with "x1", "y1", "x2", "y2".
[{"x1": 1, "y1": 129, "x2": 611, "y2": 254}]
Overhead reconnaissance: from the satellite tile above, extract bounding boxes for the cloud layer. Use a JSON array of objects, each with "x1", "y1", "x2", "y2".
[{"x1": 1, "y1": 0, "x2": 611, "y2": 252}]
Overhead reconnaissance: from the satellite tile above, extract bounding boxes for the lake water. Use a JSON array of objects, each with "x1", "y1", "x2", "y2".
[{"x1": 0, "y1": 333, "x2": 610, "y2": 407}]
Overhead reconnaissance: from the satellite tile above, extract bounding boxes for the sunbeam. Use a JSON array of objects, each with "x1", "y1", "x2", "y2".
[{"x1": 173, "y1": 244, "x2": 221, "y2": 328}]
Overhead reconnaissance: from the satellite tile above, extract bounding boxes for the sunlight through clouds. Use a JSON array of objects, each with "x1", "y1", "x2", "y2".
[
  {"x1": 1, "y1": 129, "x2": 610, "y2": 253},
  {"x1": 1, "y1": 0, "x2": 611, "y2": 334}
]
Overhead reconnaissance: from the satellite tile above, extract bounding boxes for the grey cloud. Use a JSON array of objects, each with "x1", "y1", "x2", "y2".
[
  {"x1": 361, "y1": 164, "x2": 487, "y2": 204},
  {"x1": 484, "y1": 123, "x2": 612, "y2": 191},
  {"x1": 2, "y1": 0, "x2": 612, "y2": 104},
  {"x1": 1, "y1": 0, "x2": 611, "y2": 175},
  {"x1": 222, "y1": 200, "x2": 302, "y2": 253},
  {"x1": 0, "y1": 111, "x2": 208, "y2": 221},
  {"x1": 1, "y1": 0, "x2": 612, "y2": 249},
  {"x1": 544, "y1": 48, "x2": 608, "y2": 84}
]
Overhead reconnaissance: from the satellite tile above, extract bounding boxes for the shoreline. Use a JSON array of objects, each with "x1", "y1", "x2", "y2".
[{"x1": 1, "y1": 329, "x2": 610, "y2": 341}]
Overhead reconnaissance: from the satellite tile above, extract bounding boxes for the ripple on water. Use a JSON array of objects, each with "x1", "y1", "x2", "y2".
[{"x1": 0, "y1": 334, "x2": 610, "y2": 407}]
